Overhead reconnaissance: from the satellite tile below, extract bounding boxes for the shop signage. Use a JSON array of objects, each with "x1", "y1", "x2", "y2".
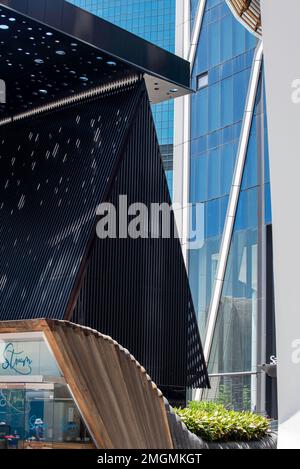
[
  {"x1": 1, "y1": 342, "x2": 32, "y2": 375},
  {"x1": 0, "y1": 336, "x2": 61, "y2": 377}
]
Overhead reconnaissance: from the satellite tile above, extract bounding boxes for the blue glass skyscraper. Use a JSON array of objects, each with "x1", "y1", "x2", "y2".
[
  {"x1": 68, "y1": 0, "x2": 175, "y2": 197},
  {"x1": 186, "y1": 0, "x2": 274, "y2": 414}
]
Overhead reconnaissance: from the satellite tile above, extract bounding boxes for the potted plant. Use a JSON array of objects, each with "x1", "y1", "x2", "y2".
[{"x1": 174, "y1": 401, "x2": 277, "y2": 449}]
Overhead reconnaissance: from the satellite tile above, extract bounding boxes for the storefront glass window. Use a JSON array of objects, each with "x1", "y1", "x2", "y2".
[{"x1": 0, "y1": 333, "x2": 93, "y2": 449}]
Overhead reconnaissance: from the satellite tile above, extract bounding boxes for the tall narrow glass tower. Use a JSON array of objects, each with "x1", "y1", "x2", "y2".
[{"x1": 174, "y1": 0, "x2": 275, "y2": 416}]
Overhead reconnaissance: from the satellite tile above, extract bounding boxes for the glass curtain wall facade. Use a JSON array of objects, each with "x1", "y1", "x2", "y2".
[
  {"x1": 68, "y1": 0, "x2": 175, "y2": 197},
  {"x1": 188, "y1": 0, "x2": 272, "y2": 411}
]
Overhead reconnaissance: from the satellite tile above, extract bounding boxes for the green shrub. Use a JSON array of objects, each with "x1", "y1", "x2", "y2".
[{"x1": 174, "y1": 401, "x2": 270, "y2": 442}]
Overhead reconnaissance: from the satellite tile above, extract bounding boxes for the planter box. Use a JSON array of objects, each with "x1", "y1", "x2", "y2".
[
  {"x1": 205, "y1": 434, "x2": 277, "y2": 449},
  {"x1": 165, "y1": 402, "x2": 277, "y2": 450}
]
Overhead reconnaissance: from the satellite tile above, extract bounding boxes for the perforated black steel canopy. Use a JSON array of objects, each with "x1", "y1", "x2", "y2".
[{"x1": 0, "y1": 0, "x2": 192, "y2": 119}]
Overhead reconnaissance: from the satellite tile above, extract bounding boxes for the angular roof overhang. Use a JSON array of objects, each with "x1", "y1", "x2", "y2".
[
  {"x1": 0, "y1": 0, "x2": 192, "y2": 121},
  {"x1": 226, "y1": 0, "x2": 262, "y2": 38}
]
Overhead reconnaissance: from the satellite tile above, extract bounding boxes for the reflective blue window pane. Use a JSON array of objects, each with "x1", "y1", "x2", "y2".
[
  {"x1": 246, "y1": 27, "x2": 257, "y2": 51},
  {"x1": 199, "y1": 135, "x2": 208, "y2": 153},
  {"x1": 220, "y1": 195, "x2": 229, "y2": 233},
  {"x1": 233, "y1": 53, "x2": 246, "y2": 74},
  {"x1": 208, "y1": 130, "x2": 220, "y2": 150},
  {"x1": 193, "y1": 25, "x2": 208, "y2": 75},
  {"x1": 209, "y1": 66, "x2": 220, "y2": 85},
  {"x1": 198, "y1": 155, "x2": 208, "y2": 201},
  {"x1": 235, "y1": 188, "x2": 258, "y2": 231},
  {"x1": 208, "y1": 148, "x2": 221, "y2": 199},
  {"x1": 207, "y1": 0, "x2": 223, "y2": 10},
  {"x1": 190, "y1": 157, "x2": 196, "y2": 204},
  {"x1": 247, "y1": 188, "x2": 258, "y2": 229},
  {"x1": 232, "y1": 18, "x2": 246, "y2": 56},
  {"x1": 208, "y1": 20, "x2": 220, "y2": 68},
  {"x1": 235, "y1": 191, "x2": 247, "y2": 231},
  {"x1": 222, "y1": 125, "x2": 233, "y2": 144},
  {"x1": 245, "y1": 48, "x2": 255, "y2": 68},
  {"x1": 191, "y1": 98, "x2": 198, "y2": 138},
  {"x1": 233, "y1": 70, "x2": 248, "y2": 122},
  {"x1": 221, "y1": 60, "x2": 233, "y2": 80},
  {"x1": 221, "y1": 13, "x2": 233, "y2": 62},
  {"x1": 221, "y1": 77, "x2": 233, "y2": 127},
  {"x1": 220, "y1": 143, "x2": 234, "y2": 195},
  {"x1": 254, "y1": 77, "x2": 263, "y2": 115},
  {"x1": 206, "y1": 198, "x2": 220, "y2": 238},
  {"x1": 199, "y1": 88, "x2": 209, "y2": 136},
  {"x1": 208, "y1": 83, "x2": 221, "y2": 132},
  {"x1": 242, "y1": 118, "x2": 258, "y2": 190},
  {"x1": 191, "y1": 155, "x2": 208, "y2": 203},
  {"x1": 233, "y1": 121, "x2": 242, "y2": 140}
]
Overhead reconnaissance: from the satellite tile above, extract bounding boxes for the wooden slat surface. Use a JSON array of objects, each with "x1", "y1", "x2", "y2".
[
  {"x1": 227, "y1": 0, "x2": 262, "y2": 37},
  {"x1": 0, "y1": 319, "x2": 173, "y2": 449}
]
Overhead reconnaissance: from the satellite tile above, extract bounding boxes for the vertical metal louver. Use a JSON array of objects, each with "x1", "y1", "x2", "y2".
[
  {"x1": 71, "y1": 84, "x2": 209, "y2": 400},
  {"x1": 0, "y1": 81, "x2": 141, "y2": 319},
  {"x1": 0, "y1": 79, "x2": 209, "y2": 404}
]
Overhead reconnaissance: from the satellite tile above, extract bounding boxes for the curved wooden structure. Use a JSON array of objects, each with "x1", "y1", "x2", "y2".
[
  {"x1": 0, "y1": 319, "x2": 174, "y2": 449},
  {"x1": 226, "y1": 0, "x2": 262, "y2": 38}
]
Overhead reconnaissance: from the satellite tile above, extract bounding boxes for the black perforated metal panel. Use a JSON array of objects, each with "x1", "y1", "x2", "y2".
[
  {"x1": 71, "y1": 86, "x2": 209, "y2": 397},
  {"x1": 0, "y1": 79, "x2": 209, "y2": 402},
  {"x1": 0, "y1": 81, "x2": 141, "y2": 318}
]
